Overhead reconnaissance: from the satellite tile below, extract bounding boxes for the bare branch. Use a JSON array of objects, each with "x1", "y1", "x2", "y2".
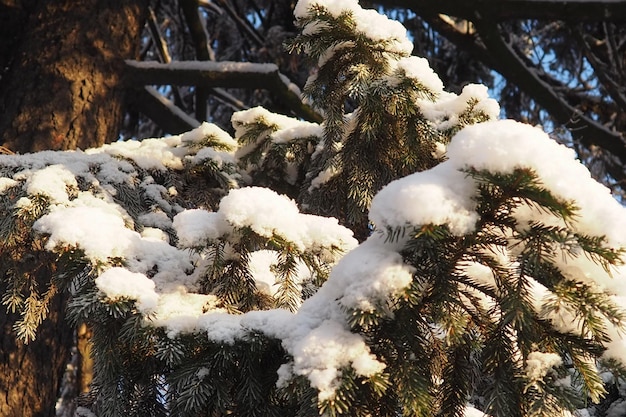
[
  {"x1": 380, "y1": 0, "x2": 626, "y2": 22},
  {"x1": 180, "y1": 0, "x2": 214, "y2": 120},
  {"x1": 132, "y1": 86, "x2": 201, "y2": 134},
  {"x1": 124, "y1": 60, "x2": 323, "y2": 123},
  {"x1": 473, "y1": 18, "x2": 626, "y2": 167}
]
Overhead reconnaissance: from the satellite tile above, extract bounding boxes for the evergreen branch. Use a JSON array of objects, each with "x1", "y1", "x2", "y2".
[
  {"x1": 273, "y1": 246, "x2": 303, "y2": 312},
  {"x1": 482, "y1": 325, "x2": 526, "y2": 417},
  {"x1": 467, "y1": 167, "x2": 578, "y2": 222},
  {"x1": 440, "y1": 331, "x2": 479, "y2": 417}
]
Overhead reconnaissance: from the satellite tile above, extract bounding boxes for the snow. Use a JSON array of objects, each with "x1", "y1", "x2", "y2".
[
  {"x1": 139, "y1": 210, "x2": 172, "y2": 231},
  {"x1": 607, "y1": 400, "x2": 626, "y2": 417},
  {"x1": 368, "y1": 118, "x2": 626, "y2": 376},
  {"x1": 19, "y1": 164, "x2": 78, "y2": 204},
  {"x1": 87, "y1": 121, "x2": 237, "y2": 173},
  {"x1": 88, "y1": 136, "x2": 186, "y2": 171},
  {"x1": 153, "y1": 291, "x2": 221, "y2": 338},
  {"x1": 371, "y1": 119, "x2": 626, "y2": 244},
  {"x1": 448, "y1": 120, "x2": 626, "y2": 246},
  {"x1": 370, "y1": 165, "x2": 479, "y2": 236},
  {"x1": 294, "y1": 0, "x2": 413, "y2": 55},
  {"x1": 464, "y1": 406, "x2": 490, "y2": 417},
  {"x1": 418, "y1": 84, "x2": 500, "y2": 132},
  {"x1": 0, "y1": 177, "x2": 18, "y2": 192},
  {"x1": 392, "y1": 56, "x2": 445, "y2": 94},
  {"x1": 172, "y1": 209, "x2": 228, "y2": 247},
  {"x1": 231, "y1": 106, "x2": 321, "y2": 144},
  {"x1": 325, "y1": 237, "x2": 415, "y2": 312},
  {"x1": 525, "y1": 351, "x2": 563, "y2": 380},
  {"x1": 283, "y1": 319, "x2": 385, "y2": 400},
  {"x1": 248, "y1": 250, "x2": 282, "y2": 296},
  {"x1": 247, "y1": 250, "x2": 314, "y2": 299},
  {"x1": 5, "y1": 1, "x2": 626, "y2": 411},
  {"x1": 34, "y1": 205, "x2": 137, "y2": 262},
  {"x1": 181, "y1": 121, "x2": 238, "y2": 150},
  {"x1": 173, "y1": 187, "x2": 358, "y2": 256},
  {"x1": 126, "y1": 59, "x2": 279, "y2": 74},
  {"x1": 95, "y1": 267, "x2": 159, "y2": 312},
  {"x1": 216, "y1": 187, "x2": 357, "y2": 253}
]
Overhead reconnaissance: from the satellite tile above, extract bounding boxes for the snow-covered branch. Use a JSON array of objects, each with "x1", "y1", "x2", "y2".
[{"x1": 124, "y1": 60, "x2": 323, "y2": 123}]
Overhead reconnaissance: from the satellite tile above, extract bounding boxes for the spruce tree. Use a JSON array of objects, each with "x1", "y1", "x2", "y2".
[{"x1": 2, "y1": 1, "x2": 626, "y2": 417}]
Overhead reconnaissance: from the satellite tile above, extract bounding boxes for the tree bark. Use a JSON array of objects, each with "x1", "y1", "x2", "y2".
[
  {"x1": 0, "y1": 0, "x2": 149, "y2": 153},
  {"x1": 0, "y1": 1, "x2": 148, "y2": 416},
  {"x1": 0, "y1": 276, "x2": 73, "y2": 417}
]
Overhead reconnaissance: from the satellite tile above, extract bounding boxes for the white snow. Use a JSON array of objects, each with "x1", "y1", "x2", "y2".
[
  {"x1": 34, "y1": 206, "x2": 137, "y2": 262},
  {"x1": 216, "y1": 187, "x2": 357, "y2": 253},
  {"x1": 464, "y1": 406, "x2": 490, "y2": 417},
  {"x1": 607, "y1": 400, "x2": 626, "y2": 417},
  {"x1": 232, "y1": 106, "x2": 321, "y2": 145},
  {"x1": 525, "y1": 351, "x2": 563, "y2": 380},
  {"x1": 294, "y1": 0, "x2": 413, "y2": 56},
  {"x1": 371, "y1": 119, "x2": 626, "y2": 245},
  {"x1": 418, "y1": 84, "x2": 500, "y2": 132},
  {"x1": 0, "y1": 177, "x2": 18, "y2": 193},
  {"x1": 181, "y1": 121, "x2": 238, "y2": 150},
  {"x1": 173, "y1": 209, "x2": 229, "y2": 247},
  {"x1": 392, "y1": 56, "x2": 445, "y2": 94},
  {"x1": 95, "y1": 267, "x2": 159, "y2": 312},
  {"x1": 126, "y1": 59, "x2": 279, "y2": 74},
  {"x1": 370, "y1": 165, "x2": 479, "y2": 236},
  {"x1": 4, "y1": 1, "x2": 626, "y2": 411},
  {"x1": 326, "y1": 237, "x2": 415, "y2": 312},
  {"x1": 19, "y1": 164, "x2": 78, "y2": 204}
]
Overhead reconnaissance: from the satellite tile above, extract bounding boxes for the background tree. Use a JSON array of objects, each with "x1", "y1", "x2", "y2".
[
  {"x1": 0, "y1": 1, "x2": 148, "y2": 416},
  {"x1": 121, "y1": 0, "x2": 626, "y2": 197}
]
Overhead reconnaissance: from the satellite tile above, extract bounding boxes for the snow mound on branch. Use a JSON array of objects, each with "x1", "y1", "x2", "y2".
[
  {"x1": 87, "y1": 122, "x2": 237, "y2": 171},
  {"x1": 294, "y1": 0, "x2": 413, "y2": 55},
  {"x1": 370, "y1": 118, "x2": 626, "y2": 366},
  {"x1": 419, "y1": 84, "x2": 500, "y2": 131},
  {"x1": 19, "y1": 164, "x2": 78, "y2": 204},
  {"x1": 371, "y1": 120, "x2": 626, "y2": 242},
  {"x1": 174, "y1": 187, "x2": 357, "y2": 254},
  {"x1": 34, "y1": 205, "x2": 137, "y2": 261},
  {"x1": 391, "y1": 56, "x2": 445, "y2": 94},
  {"x1": 162, "y1": 120, "x2": 626, "y2": 401},
  {"x1": 172, "y1": 209, "x2": 228, "y2": 247},
  {"x1": 95, "y1": 267, "x2": 159, "y2": 312}
]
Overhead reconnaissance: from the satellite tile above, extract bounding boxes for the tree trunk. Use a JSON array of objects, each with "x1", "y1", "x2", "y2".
[
  {"x1": 0, "y1": 1, "x2": 148, "y2": 416},
  {"x1": 0, "y1": 278, "x2": 73, "y2": 417},
  {"x1": 0, "y1": 0, "x2": 148, "y2": 153}
]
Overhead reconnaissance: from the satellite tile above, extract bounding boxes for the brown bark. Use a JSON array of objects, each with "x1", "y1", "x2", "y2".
[
  {"x1": 0, "y1": 0, "x2": 149, "y2": 153},
  {"x1": 77, "y1": 323, "x2": 94, "y2": 394},
  {"x1": 0, "y1": 276, "x2": 73, "y2": 417},
  {"x1": 0, "y1": 1, "x2": 148, "y2": 416}
]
